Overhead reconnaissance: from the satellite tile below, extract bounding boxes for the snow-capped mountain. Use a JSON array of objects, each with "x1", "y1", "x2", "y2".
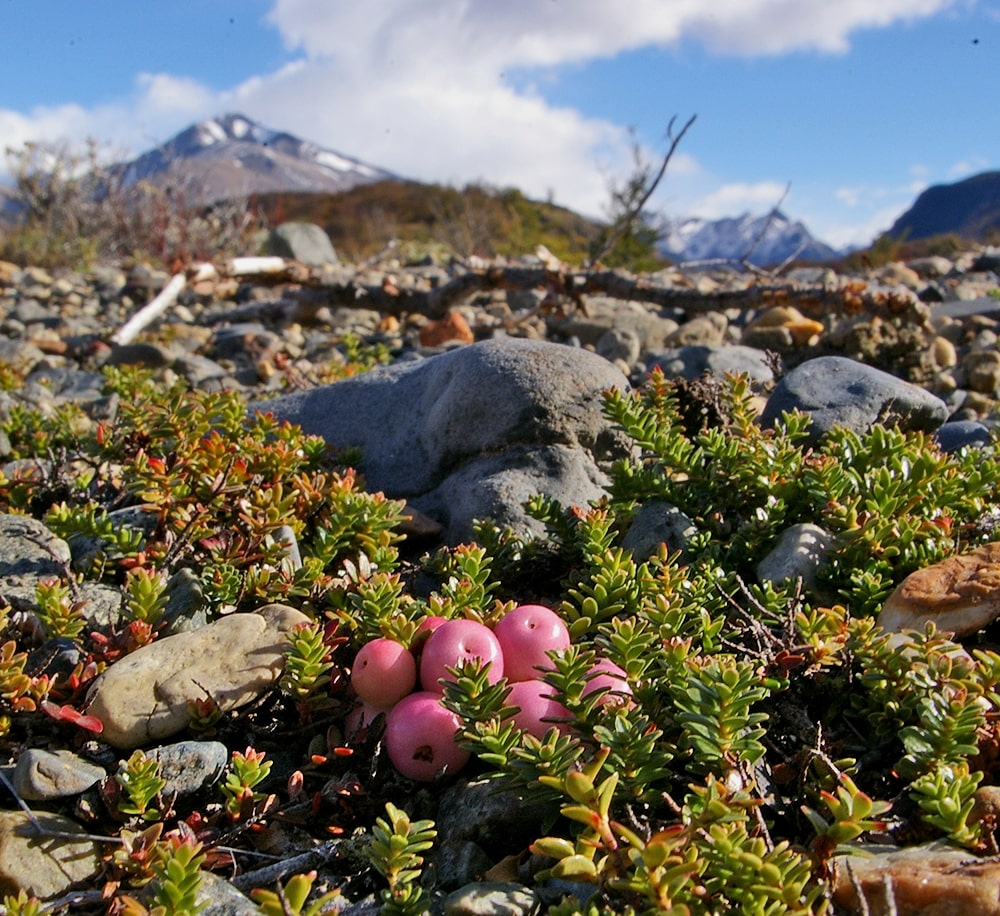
[
  {"x1": 117, "y1": 113, "x2": 394, "y2": 201},
  {"x1": 659, "y1": 211, "x2": 840, "y2": 267}
]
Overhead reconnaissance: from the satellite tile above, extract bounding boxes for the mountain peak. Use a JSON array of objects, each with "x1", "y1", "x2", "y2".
[
  {"x1": 118, "y1": 114, "x2": 394, "y2": 201},
  {"x1": 659, "y1": 210, "x2": 838, "y2": 267}
]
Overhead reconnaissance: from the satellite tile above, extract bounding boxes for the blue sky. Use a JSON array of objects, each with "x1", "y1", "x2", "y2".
[{"x1": 1, "y1": 0, "x2": 997, "y2": 249}]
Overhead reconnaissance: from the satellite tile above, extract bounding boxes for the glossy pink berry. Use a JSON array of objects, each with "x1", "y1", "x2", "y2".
[
  {"x1": 584, "y1": 658, "x2": 632, "y2": 706},
  {"x1": 493, "y1": 603, "x2": 571, "y2": 682},
  {"x1": 384, "y1": 691, "x2": 470, "y2": 781},
  {"x1": 507, "y1": 679, "x2": 570, "y2": 739},
  {"x1": 419, "y1": 619, "x2": 504, "y2": 692},
  {"x1": 351, "y1": 638, "x2": 417, "y2": 708}
]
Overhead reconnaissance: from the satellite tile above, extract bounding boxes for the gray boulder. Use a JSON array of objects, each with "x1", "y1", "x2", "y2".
[
  {"x1": 759, "y1": 356, "x2": 949, "y2": 443},
  {"x1": 266, "y1": 221, "x2": 338, "y2": 267},
  {"x1": 254, "y1": 337, "x2": 631, "y2": 542}
]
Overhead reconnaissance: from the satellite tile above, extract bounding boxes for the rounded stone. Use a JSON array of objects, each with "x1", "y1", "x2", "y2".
[
  {"x1": 596, "y1": 327, "x2": 641, "y2": 365},
  {"x1": 621, "y1": 500, "x2": 697, "y2": 560},
  {"x1": 964, "y1": 350, "x2": 1000, "y2": 393},
  {"x1": 12, "y1": 749, "x2": 106, "y2": 800},
  {"x1": 756, "y1": 524, "x2": 833, "y2": 593},
  {"x1": 0, "y1": 811, "x2": 101, "y2": 899},
  {"x1": 759, "y1": 356, "x2": 949, "y2": 444},
  {"x1": 146, "y1": 740, "x2": 229, "y2": 797},
  {"x1": 444, "y1": 882, "x2": 539, "y2": 916},
  {"x1": 85, "y1": 603, "x2": 309, "y2": 748}
]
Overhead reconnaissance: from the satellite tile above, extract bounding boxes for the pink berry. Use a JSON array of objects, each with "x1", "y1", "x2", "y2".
[
  {"x1": 507, "y1": 679, "x2": 570, "y2": 739},
  {"x1": 351, "y1": 638, "x2": 417, "y2": 707},
  {"x1": 493, "y1": 604, "x2": 571, "y2": 682},
  {"x1": 584, "y1": 659, "x2": 632, "y2": 707},
  {"x1": 384, "y1": 691, "x2": 470, "y2": 781},
  {"x1": 419, "y1": 619, "x2": 505, "y2": 692}
]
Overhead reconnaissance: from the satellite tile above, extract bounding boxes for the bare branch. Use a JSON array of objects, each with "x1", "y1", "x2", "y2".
[
  {"x1": 588, "y1": 114, "x2": 697, "y2": 267},
  {"x1": 739, "y1": 181, "x2": 792, "y2": 270}
]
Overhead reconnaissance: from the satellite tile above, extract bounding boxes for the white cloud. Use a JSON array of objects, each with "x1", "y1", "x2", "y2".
[
  {"x1": 134, "y1": 73, "x2": 216, "y2": 118},
  {"x1": 948, "y1": 155, "x2": 990, "y2": 178},
  {"x1": 0, "y1": 0, "x2": 965, "y2": 231},
  {"x1": 266, "y1": 0, "x2": 960, "y2": 63},
  {"x1": 810, "y1": 173, "x2": 938, "y2": 249},
  {"x1": 815, "y1": 204, "x2": 903, "y2": 250},
  {"x1": 687, "y1": 181, "x2": 792, "y2": 219}
]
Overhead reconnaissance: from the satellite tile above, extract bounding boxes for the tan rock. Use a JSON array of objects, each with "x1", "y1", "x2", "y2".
[
  {"x1": 0, "y1": 811, "x2": 101, "y2": 899},
  {"x1": 745, "y1": 306, "x2": 824, "y2": 346},
  {"x1": 665, "y1": 311, "x2": 728, "y2": 347},
  {"x1": 878, "y1": 542, "x2": 1000, "y2": 637},
  {"x1": 85, "y1": 603, "x2": 309, "y2": 748},
  {"x1": 0, "y1": 261, "x2": 20, "y2": 286},
  {"x1": 930, "y1": 336, "x2": 958, "y2": 369},
  {"x1": 877, "y1": 261, "x2": 922, "y2": 290},
  {"x1": 419, "y1": 310, "x2": 474, "y2": 347},
  {"x1": 965, "y1": 350, "x2": 1000, "y2": 394},
  {"x1": 832, "y1": 841, "x2": 1000, "y2": 915}
]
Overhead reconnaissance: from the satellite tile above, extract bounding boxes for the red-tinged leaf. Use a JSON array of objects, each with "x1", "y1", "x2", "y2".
[
  {"x1": 332, "y1": 747, "x2": 353, "y2": 757},
  {"x1": 40, "y1": 700, "x2": 104, "y2": 733},
  {"x1": 311, "y1": 754, "x2": 329, "y2": 765}
]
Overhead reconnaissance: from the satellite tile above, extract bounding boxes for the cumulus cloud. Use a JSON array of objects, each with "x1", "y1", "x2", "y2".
[
  {"x1": 0, "y1": 0, "x2": 964, "y2": 228},
  {"x1": 266, "y1": 0, "x2": 959, "y2": 63},
  {"x1": 816, "y1": 203, "x2": 908, "y2": 250},
  {"x1": 948, "y1": 155, "x2": 990, "y2": 179},
  {"x1": 687, "y1": 181, "x2": 792, "y2": 219}
]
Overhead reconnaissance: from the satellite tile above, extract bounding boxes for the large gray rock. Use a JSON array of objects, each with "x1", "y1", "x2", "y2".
[
  {"x1": 266, "y1": 222, "x2": 338, "y2": 267},
  {"x1": 0, "y1": 514, "x2": 71, "y2": 581},
  {"x1": 255, "y1": 338, "x2": 631, "y2": 541},
  {"x1": 759, "y1": 356, "x2": 949, "y2": 443}
]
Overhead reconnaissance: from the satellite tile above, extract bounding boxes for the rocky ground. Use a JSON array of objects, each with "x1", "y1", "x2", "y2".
[{"x1": 2, "y1": 243, "x2": 1000, "y2": 914}]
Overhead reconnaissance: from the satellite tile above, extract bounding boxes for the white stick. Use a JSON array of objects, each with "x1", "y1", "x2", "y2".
[
  {"x1": 226, "y1": 256, "x2": 290, "y2": 277},
  {"x1": 110, "y1": 272, "x2": 187, "y2": 346}
]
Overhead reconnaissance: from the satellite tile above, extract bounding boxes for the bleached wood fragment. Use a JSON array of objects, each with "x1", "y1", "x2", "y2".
[
  {"x1": 110, "y1": 271, "x2": 187, "y2": 346},
  {"x1": 190, "y1": 261, "x2": 218, "y2": 283},
  {"x1": 226, "y1": 256, "x2": 290, "y2": 277}
]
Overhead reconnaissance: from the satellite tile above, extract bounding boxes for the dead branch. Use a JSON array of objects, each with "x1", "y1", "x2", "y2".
[
  {"x1": 110, "y1": 271, "x2": 187, "y2": 345},
  {"x1": 588, "y1": 114, "x2": 697, "y2": 267},
  {"x1": 229, "y1": 839, "x2": 341, "y2": 892},
  {"x1": 196, "y1": 259, "x2": 925, "y2": 329},
  {"x1": 739, "y1": 182, "x2": 792, "y2": 272}
]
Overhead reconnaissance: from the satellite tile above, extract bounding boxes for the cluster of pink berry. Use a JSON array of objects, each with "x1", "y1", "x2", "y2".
[{"x1": 347, "y1": 604, "x2": 630, "y2": 781}]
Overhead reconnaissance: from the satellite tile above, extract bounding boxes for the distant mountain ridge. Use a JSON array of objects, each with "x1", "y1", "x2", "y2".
[
  {"x1": 117, "y1": 113, "x2": 395, "y2": 201},
  {"x1": 659, "y1": 210, "x2": 840, "y2": 267},
  {"x1": 887, "y1": 171, "x2": 1000, "y2": 242}
]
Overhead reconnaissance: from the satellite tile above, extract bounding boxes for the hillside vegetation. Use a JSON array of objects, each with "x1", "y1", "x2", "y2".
[{"x1": 254, "y1": 179, "x2": 665, "y2": 268}]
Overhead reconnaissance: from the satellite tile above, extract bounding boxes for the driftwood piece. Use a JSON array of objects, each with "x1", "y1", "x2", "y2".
[
  {"x1": 115, "y1": 253, "x2": 931, "y2": 338},
  {"x1": 110, "y1": 271, "x2": 187, "y2": 345}
]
